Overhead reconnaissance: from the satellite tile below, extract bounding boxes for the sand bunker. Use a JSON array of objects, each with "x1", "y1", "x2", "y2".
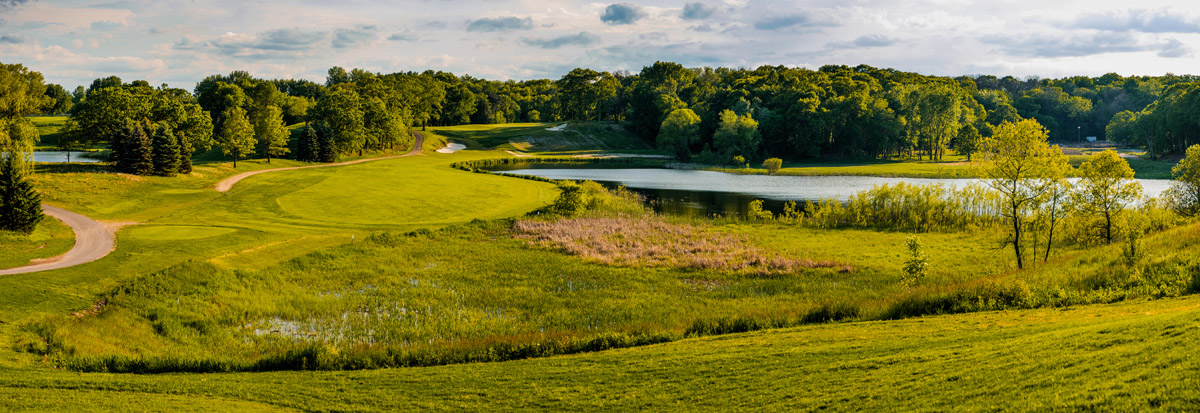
[
  {"x1": 437, "y1": 143, "x2": 466, "y2": 153},
  {"x1": 546, "y1": 123, "x2": 568, "y2": 131}
]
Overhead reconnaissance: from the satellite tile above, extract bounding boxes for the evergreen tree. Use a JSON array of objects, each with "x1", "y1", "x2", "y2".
[
  {"x1": 297, "y1": 124, "x2": 318, "y2": 162},
  {"x1": 107, "y1": 123, "x2": 128, "y2": 168},
  {"x1": 112, "y1": 121, "x2": 153, "y2": 175},
  {"x1": 0, "y1": 154, "x2": 43, "y2": 234},
  {"x1": 178, "y1": 135, "x2": 193, "y2": 174},
  {"x1": 151, "y1": 126, "x2": 181, "y2": 176},
  {"x1": 128, "y1": 121, "x2": 154, "y2": 175},
  {"x1": 316, "y1": 126, "x2": 336, "y2": 163}
]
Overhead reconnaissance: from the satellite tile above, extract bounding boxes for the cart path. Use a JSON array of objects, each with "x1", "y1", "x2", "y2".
[
  {"x1": 0, "y1": 205, "x2": 116, "y2": 275},
  {"x1": 214, "y1": 132, "x2": 426, "y2": 193}
]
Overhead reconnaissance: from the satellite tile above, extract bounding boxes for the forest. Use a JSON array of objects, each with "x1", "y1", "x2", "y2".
[{"x1": 6, "y1": 60, "x2": 1199, "y2": 168}]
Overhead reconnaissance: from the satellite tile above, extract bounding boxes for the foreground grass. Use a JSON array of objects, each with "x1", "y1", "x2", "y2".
[
  {"x1": 0, "y1": 217, "x2": 73, "y2": 269},
  {"x1": 1, "y1": 295, "x2": 1197, "y2": 410},
  {"x1": 0, "y1": 144, "x2": 555, "y2": 368}
]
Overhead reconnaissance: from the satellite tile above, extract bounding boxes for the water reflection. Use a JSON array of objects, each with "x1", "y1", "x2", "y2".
[{"x1": 494, "y1": 164, "x2": 1172, "y2": 218}]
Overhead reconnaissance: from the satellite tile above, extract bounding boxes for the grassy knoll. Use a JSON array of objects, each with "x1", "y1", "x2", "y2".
[
  {"x1": 433, "y1": 122, "x2": 652, "y2": 155},
  {"x1": 28, "y1": 116, "x2": 67, "y2": 150},
  {"x1": 0, "y1": 295, "x2": 1196, "y2": 410},
  {"x1": 0, "y1": 216, "x2": 73, "y2": 269},
  {"x1": 0, "y1": 142, "x2": 555, "y2": 369}
]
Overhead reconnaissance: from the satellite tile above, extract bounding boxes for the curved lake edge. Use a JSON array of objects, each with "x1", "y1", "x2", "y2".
[{"x1": 464, "y1": 157, "x2": 1172, "y2": 218}]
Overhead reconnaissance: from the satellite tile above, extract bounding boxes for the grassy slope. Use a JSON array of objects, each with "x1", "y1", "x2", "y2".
[
  {"x1": 1, "y1": 295, "x2": 1196, "y2": 410},
  {"x1": 433, "y1": 122, "x2": 652, "y2": 155},
  {"x1": 0, "y1": 140, "x2": 556, "y2": 365},
  {"x1": 3, "y1": 121, "x2": 1197, "y2": 409},
  {"x1": 0, "y1": 216, "x2": 73, "y2": 269}
]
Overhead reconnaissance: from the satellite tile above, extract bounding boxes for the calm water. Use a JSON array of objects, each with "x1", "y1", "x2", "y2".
[
  {"x1": 32, "y1": 151, "x2": 102, "y2": 163},
  {"x1": 494, "y1": 165, "x2": 1172, "y2": 218}
]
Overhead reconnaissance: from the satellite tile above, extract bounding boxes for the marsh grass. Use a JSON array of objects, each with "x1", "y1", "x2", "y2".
[{"x1": 515, "y1": 216, "x2": 845, "y2": 275}]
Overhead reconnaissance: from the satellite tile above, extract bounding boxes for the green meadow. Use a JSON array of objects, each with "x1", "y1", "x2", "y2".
[{"x1": 0, "y1": 121, "x2": 1197, "y2": 409}]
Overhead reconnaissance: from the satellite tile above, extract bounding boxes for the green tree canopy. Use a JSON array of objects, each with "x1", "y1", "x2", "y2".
[{"x1": 658, "y1": 108, "x2": 701, "y2": 160}]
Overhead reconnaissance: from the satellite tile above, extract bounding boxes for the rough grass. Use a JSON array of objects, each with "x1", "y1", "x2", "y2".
[
  {"x1": 514, "y1": 216, "x2": 847, "y2": 274},
  {"x1": 0, "y1": 216, "x2": 74, "y2": 269},
  {"x1": 1, "y1": 295, "x2": 1198, "y2": 410}
]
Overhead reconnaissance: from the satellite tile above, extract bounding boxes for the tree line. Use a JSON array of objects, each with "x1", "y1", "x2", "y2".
[{"x1": 11, "y1": 59, "x2": 1200, "y2": 172}]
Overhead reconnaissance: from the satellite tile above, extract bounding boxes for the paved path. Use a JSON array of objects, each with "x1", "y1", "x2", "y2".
[
  {"x1": 0, "y1": 205, "x2": 115, "y2": 275},
  {"x1": 214, "y1": 132, "x2": 426, "y2": 193}
]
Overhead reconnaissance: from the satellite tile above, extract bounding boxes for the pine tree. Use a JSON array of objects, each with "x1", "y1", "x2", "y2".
[
  {"x1": 0, "y1": 154, "x2": 43, "y2": 234},
  {"x1": 108, "y1": 123, "x2": 130, "y2": 171},
  {"x1": 316, "y1": 126, "x2": 336, "y2": 163},
  {"x1": 152, "y1": 126, "x2": 181, "y2": 176},
  {"x1": 127, "y1": 121, "x2": 154, "y2": 175},
  {"x1": 178, "y1": 135, "x2": 194, "y2": 174},
  {"x1": 296, "y1": 125, "x2": 317, "y2": 162}
]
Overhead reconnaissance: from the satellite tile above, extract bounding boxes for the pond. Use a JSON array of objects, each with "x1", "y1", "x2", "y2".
[
  {"x1": 32, "y1": 151, "x2": 102, "y2": 163},
  {"x1": 492, "y1": 164, "x2": 1173, "y2": 218}
]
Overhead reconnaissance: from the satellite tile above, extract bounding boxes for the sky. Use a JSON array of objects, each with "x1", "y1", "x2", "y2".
[{"x1": 4, "y1": 0, "x2": 1200, "y2": 89}]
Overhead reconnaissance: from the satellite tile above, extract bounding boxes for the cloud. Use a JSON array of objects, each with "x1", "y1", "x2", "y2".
[
  {"x1": 172, "y1": 28, "x2": 329, "y2": 59},
  {"x1": 255, "y1": 28, "x2": 328, "y2": 51},
  {"x1": 980, "y1": 32, "x2": 1154, "y2": 58},
  {"x1": 1074, "y1": 9, "x2": 1200, "y2": 33},
  {"x1": 853, "y1": 34, "x2": 895, "y2": 47},
  {"x1": 466, "y1": 16, "x2": 533, "y2": 32},
  {"x1": 332, "y1": 25, "x2": 377, "y2": 49},
  {"x1": 601, "y1": 3, "x2": 644, "y2": 25},
  {"x1": 0, "y1": 34, "x2": 25, "y2": 43},
  {"x1": 754, "y1": 13, "x2": 829, "y2": 30},
  {"x1": 1159, "y1": 38, "x2": 1191, "y2": 58},
  {"x1": 682, "y1": 3, "x2": 715, "y2": 20},
  {"x1": 521, "y1": 32, "x2": 600, "y2": 49},
  {"x1": 0, "y1": 0, "x2": 33, "y2": 9},
  {"x1": 387, "y1": 32, "x2": 417, "y2": 41}
]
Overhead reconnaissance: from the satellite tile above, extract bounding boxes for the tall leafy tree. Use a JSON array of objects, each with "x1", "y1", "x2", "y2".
[
  {"x1": 217, "y1": 106, "x2": 256, "y2": 167},
  {"x1": 255, "y1": 105, "x2": 289, "y2": 163},
  {"x1": 309, "y1": 88, "x2": 364, "y2": 157},
  {"x1": 980, "y1": 119, "x2": 1061, "y2": 269},
  {"x1": 712, "y1": 109, "x2": 759, "y2": 162},
  {"x1": 1072, "y1": 150, "x2": 1143, "y2": 244},
  {"x1": 0, "y1": 154, "x2": 42, "y2": 233},
  {"x1": 658, "y1": 108, "x2": 701, "y2": 160}
]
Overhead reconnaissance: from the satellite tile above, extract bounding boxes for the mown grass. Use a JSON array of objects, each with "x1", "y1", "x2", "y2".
[
  {"x1": 0, "y1": 295, "x2": 1197, "y2": 410},
  {"x1": 433, "y1": 122, "x2": 652, "y2": 155},
  {"x1": 0, "y1": 216, "x2": 73, "y2": 269}
]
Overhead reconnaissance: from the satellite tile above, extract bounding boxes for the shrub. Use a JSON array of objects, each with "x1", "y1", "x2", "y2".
[
  {"x1": 762, "y1": 157, "x2": 782, "y2": 174},
  {"x1": 901, "y1": 236, "x2": 928, "y2": 287}
]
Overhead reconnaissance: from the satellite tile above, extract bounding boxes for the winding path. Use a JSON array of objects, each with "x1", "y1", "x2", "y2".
[
  {"x1": 215, "y1": 132, "x2": 426, "y2": 192},
  {"x1": 0, "y1": 205, "x2": 115, "y2": 275}
]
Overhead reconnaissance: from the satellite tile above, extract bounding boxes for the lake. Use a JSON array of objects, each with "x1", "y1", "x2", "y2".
[
  {"x1": 493, "y1": 165, "x2": 1173, "y2": 218},
  {"x1": 32, "y1": 151, "x2": 102, "y2": 163}
]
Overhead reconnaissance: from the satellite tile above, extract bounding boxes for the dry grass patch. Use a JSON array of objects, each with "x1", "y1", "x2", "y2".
[{"x1": 514, "y1": 216, "x2": 848, "y2": 274}]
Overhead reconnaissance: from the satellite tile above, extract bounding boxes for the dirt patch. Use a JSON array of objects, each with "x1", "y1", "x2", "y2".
[
  {"x1": 100, "y1": 221, "x2": 138, "y2": 233},
  {"x1": 514, "y1": 216, "x2": 848, "y2": 275}
]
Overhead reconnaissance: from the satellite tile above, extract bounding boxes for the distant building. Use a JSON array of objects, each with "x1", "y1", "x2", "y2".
[{"x1": 1086, "y1": 136, "x2": 1098, "y2": 142}]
